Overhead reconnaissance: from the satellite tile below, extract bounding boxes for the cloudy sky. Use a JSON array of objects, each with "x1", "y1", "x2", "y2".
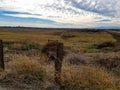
[{"x1": 0, "y1": 0, "x2": 120, "y2": 28}]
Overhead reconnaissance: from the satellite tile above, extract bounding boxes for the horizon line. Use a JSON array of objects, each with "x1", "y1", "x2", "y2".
[{"x1": 0, "y1": 26, "x2": 120, "y2": 30}]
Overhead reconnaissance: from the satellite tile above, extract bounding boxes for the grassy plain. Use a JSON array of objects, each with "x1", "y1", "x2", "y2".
[
  {"x1": 0, "y1": 28, "x2": 116, "y2": 52},
  {"x1": 0, "y1": 27, "x2": 120, "y2": 90}
]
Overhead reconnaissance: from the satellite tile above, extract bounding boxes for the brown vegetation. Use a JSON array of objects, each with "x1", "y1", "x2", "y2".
[
  {"x1": 62, "y1": 65, "x2": 120, "y2": 90},
  {"x1": 63, "y1": 53, "x2": 90, "y2": 65},
  {"x1": 0, "y1": 28, "x2": 120, "y2": 90},
  {"x1": 91, "y1": 52, "x2": 120, "y2": 77},
  {"x1": 60, "y1": 33, "x2": 76, "y2": 39},
  {"x1": 0, "y1": 55, "x2": 46, "y2": 89}
]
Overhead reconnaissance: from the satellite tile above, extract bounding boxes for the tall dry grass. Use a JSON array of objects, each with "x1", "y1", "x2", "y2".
[
  {"x1": 91, "y1": 52, "x2": 120, "y2": 77},
  {"x1": 8, "y1": 56, "x2": 46, "y2": 77},
  {"x1": 0, "y1": 55, "x2": 46, "y2": 89},
  {"x1": 61, "y1": 65, "x2": 120, "y2": 90},
  {"x1": 0, "y1": 52, "x2": 120, "y2": 90}
]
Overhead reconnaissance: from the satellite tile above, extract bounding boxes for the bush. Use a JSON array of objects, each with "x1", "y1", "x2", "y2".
[
  {"x1": 10, "y1": 43, "x2": 23, "y2": 50},
  {"x1": 61, "y1": 65, "x2": 120, "y2": 90},
  {"x1": 91, "y1": 41, "x2": 116, "y2": 49},
  {"x1": 3, "y1": 41, "x2": 41, "y2": 50},
  {"x1": 60, "y1": 33, "x2": 76, "y2": 39},
  {"x1": 21, "y1": 43, "x2": 40, "y2": 50},
  {"x1": 0, "y1": 55, "x2": 47, "y2": 90},
  {"x1": 3, "y1": 41, "x2": 12, "y2": 48},
  {"x1": 92, "y1": 54, "x2": 120, "y2": 77},
  {"x1": 64, "y1": 53, "x2": 90, "y2": 65},
  {"x1": 0, "y1": 56, "x2": 46, "y2": 89},
  {"x1": 8, "y1": 56, "x2": 46, "y2": 78},
  {"x1": 0, "y1": 55, "x2": 46, "y2": 85}
]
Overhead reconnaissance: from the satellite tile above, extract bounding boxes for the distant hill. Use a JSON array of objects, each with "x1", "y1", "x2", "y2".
[{"x1": 95, "y1": 26, "x2": 120, "y2": 30}]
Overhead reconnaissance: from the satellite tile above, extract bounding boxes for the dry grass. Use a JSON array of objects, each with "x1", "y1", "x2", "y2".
[
  {"x1": 0, "y1": 29, "x2": 120, "y2": 90},
  {"x1": 60, "y1": 33, "x2": 76, "y2": 39},
  {"x1": 63, "y1": 53, "x2": 90, "y2": 65},
  {"x1": 0, "y1": 53, "x2": 120, "y2": 90},
  {"x1": 61, "y1": 52, "x2": 120, "y2": 90},
  {"x1": 90, "y1": 52, "x2": 120, "y2": 77},
  {"x1": 61, "y1": 65, "x2": 120, "y2": 90},
  {"x1": 8, "y1": 56, "x2": 45, "y2": 76},
  {"x1": 0, "y1": 30, "x2": 116, "y2": 52},
  {"x1": 0, "y1": 55, "x2": 46, "y2": 90}
]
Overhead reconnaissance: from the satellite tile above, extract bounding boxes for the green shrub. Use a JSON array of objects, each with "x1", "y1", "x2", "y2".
[
  {"x1": 91, "y1": 41, "x2": 116, "y2": 49},
  {"x1": 86, "y1": 41, "x2": 116, "y2": 53},
  {"x1": 3, "y1": 41, "x2": 12, "y2": 48},
  {"x1": 3, "y1": 41, "x2": 41, "y2": 50},
  {"x1": 21, "y1": 43, "x2": 41, "y2": 50}
]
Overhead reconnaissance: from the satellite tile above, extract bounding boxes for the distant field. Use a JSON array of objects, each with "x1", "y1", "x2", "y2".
[{"x1": 0, "y1": 28, "x2": 116, "y2": 52}]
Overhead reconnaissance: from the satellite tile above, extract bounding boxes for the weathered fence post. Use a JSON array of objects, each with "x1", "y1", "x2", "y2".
[
  {"x1": 54, "y1": 42, "x2": 64, "y2": 86},
  {"x1": 0, "y1": 40, "x2": 4, "y2": 70},
  {"x1": 41, "y1": 40, "x2": 65, "y2": 88}
]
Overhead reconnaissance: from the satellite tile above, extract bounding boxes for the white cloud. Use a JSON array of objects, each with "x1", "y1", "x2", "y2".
[
  {"x1": 70, "y1": 0, "x2": 120, "y2": 17},
  {"x1": 0, "y1": 0, "x2": 120, "y2": 28}
]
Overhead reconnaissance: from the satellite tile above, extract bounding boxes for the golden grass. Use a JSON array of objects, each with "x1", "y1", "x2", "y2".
[
  {"x1": 62, "y1": 65, "x2": 120, "y2": 90},
  {"x1": 0, "y1": 53, "x2": 120, "y2": 90},
  {"x1": 0, "y1": 30, "x2": 116, "y2": 52},
  {"x1": 0, "y1": 29, "x2": 119, "y2": 89},
  {"x1": 0, "y1": 55, "x2": 47, "y2": 89},
  {"x1": 90, "y1": 52, "x2": 120, "y2": 77},
  {"x1": 7, "y1": 55, "x2": 46, "y2": 76}
]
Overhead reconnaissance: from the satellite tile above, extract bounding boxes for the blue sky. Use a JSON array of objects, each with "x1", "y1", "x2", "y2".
[{"x1": 0, "y1": 0, "x2": 120, "y2": 28}]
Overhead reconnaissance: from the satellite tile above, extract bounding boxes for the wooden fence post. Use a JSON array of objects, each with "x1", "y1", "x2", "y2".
[
  {"x1": 54, "y1": 43, "x2": 64, "y2": 86},
  {"x1": 41, "y1": 41, "x2": 65, "y2": 88},
  {"x1": 0, "y1": 40, "x2": 4, "y2": 70}
]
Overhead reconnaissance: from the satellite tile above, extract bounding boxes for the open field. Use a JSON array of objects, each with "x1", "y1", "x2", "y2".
[
  {"x1": 0, "y1": 27, "x2": 117, "y2": 52},
  {"x1": 0, "y1": 27, "x2": 120, "y2": 90}
]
